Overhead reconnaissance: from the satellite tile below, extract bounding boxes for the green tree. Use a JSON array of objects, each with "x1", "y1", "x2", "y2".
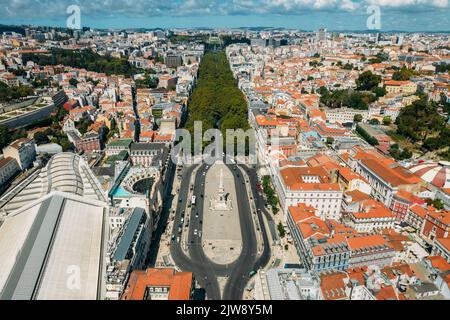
[
  {"x1": 33, "y1": 131, "x2": 50, "y2": 145},
  {"x1": 356, "y1": 71, "x2": 382, "y2": 91},
  {"x1": 326, "y1": 137, "x2": 335, "y2": 145},
  {"x1": 277, "y1": 222, "x2": 286, "y2": 238},
  {"x1": 353, "y1": 114, "x2": 363, "y2": 123},
  {"x1": 0, "y1": 125, "x2": 9, "y2": 149},
  {"x1": 383, "y1": 116, "x2": 392, "y2": 126},
  {"x1": 69, "y1": 78, "x2": 79, "y2": 86},
  {"x1": 433, "y1": 199, "x2": 444, "y2": 210},
  {"x1": 392, "y1": 67, "x2": 416, "y2": 81}
]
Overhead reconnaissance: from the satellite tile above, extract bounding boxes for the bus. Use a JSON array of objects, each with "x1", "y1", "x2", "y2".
[{"x1": 191, "y1": 195, "x2": 196, "y2": 206}]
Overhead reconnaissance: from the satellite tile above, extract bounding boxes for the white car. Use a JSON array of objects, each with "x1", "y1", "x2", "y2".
[{"x1": 194, "y1": 229, "x2": 198, "y2": 236}]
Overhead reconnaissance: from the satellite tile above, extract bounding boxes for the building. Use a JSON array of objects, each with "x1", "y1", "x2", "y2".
[
  {"x1": 325, "y1": 108, "x2": 369, "y2": 124},
  {"x1": 277, "y1": 166, "x2": 343, "y2": 221},
  {"x1": 334, "y1": 166, "x2": 372, "y2": 195},
  {"x1": 0, "y1": 157, "x2": 20, "y2": 188},
  {"x1": 422, "y1": 210, "x2": 450, "y2": 244},
  {"x1": 347, "y1": 200, "x2": 396, "y2": 233},
  {"x1": 389, "y1": 190, "x2": 425, "y2": 222},
  {"x1": 165, "y1": 54, "x2": 183, "y2": 68},
  {"x1": 346, "y1": 235, "x2": 395, "y2": 269},
  {"x1": 385, "y1": 80, "x2": 417, "y2": 94},
  {"x1": 355, "y1": 158, "x2": 423, "y2": 207},
  {"x1": 105, "y1": 207, "x2": 152, "y2": 300},
  {"x1": 287, "y1": 204, "x2": 350, "y2": 272},
  {"x1": 253, "y1": 268, "x2": 321, "y2": 300},
  {"x1": 316, "y1": 28, "x2": 327, "y2": 42},
  {"x1": 159, "y1": 75, "x2": 178, "y2": 89},
  {"x1": 121, "y1": 268, "x2": 193, "y2": 300},
  {"x1": 432, "y1": 238, "x2": 450, "y2": 263},
  {"x1": 35, "y1": 143, "x2": 63, "y2": 155},
  {"x1": 422, "y1": 256, "x2": 450, "y2": 299},
  {"x1": 129, "y1": 142, "x2": 169, "y2": 168},
  {"x1": 105, "y1": 139, "x2": 133, "y2": 157},
  {"x1": 2, "y1": 138, "x2": 36, "y2": 170},
  {"x1": 0, "y1": 153, "x2": 109, "y2": 299},
  {"x1": 74, "y1": 131, "x2": 102, "y2": 154},
  {"x1": 405, "y1": 204, "x2": 430, "y2": 233}
]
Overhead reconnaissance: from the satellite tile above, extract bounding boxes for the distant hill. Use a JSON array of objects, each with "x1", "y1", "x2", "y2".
[{"x1": 0, "y1": 24, "x2": 26, "y2": 36}]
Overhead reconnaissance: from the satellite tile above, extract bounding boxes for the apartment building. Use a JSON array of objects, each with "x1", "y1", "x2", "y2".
[
  {"x1": 276, "y1": 166, "x2": 343, "y2": 221},
  {"x1": 384, "y1": 80, "x2": 417, "y2": 94},
  {"x1": 346, "y1": 235, "x2": 395, "y2": 269},
  {"x1": 121, "y1": 268, "x2": 193, "y2": 300},
  {"x1": 355, "y1": 158, "x2": 423, "y2": 208},
  {"x1": 2, "y1": 138, "x2": 36, "y2": 170},
  {"x1": 0, "y1": 157, "x2": 20, "y2": 187}
]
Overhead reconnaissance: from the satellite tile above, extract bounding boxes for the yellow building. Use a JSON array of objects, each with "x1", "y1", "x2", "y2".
[{"x1": 384, "y1": 80, "x2": 417, "y2": 94}]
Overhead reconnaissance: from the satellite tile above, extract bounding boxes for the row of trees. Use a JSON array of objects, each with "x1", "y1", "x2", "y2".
[
  {"x1": 22, "y1": 49, "x2": 142, "y2": 77},
  {"x1": 186, "y1": 51, "x2": 249, "y2": 139},
  {"x1": 0, "y1": 81, "x2": 34, "y2": 103},
  {"x1": 356, "y1": 124, "x2": 379, "y2": 146},
  {"x1": 262, "y1": 176, "x2": 279, "y2": 215}
]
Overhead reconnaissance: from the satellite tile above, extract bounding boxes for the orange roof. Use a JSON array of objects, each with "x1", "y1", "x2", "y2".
[
  {"x1": 361, "y1": 158, "x2": 422, "y2": 187},
  {"x1": 345, "y1": 190, "x2": 372, "y2": 203},
  {"x1": 298, "y1": 217, "x2": 330, "y2": 239},
  {"x1": 382, "y1": 263, "x2": 415, "y2": 280},
  {"x1": 346, "y1": 234, "x2": 389, "y2": 250},
  {"x1": 320, "y1": 268, "x2": 367, "y2": 300},
  {"x1": 255, "y1": 115, "x2": 279, "y2": 127},
  {"x1": 352, "y1": 207, "x2": 394, "y2": 220},
  {"x1": 375, "y1": 285, "x2": 399, "y2": 300},
  {"x1": 337, "y1": 167, "x2": 367, "y2": 183},
  {"x1": 309, "y1": 109, "x2": 326, "y2": 120},
  {"x1": 394, "y1": 190, "x2": 417, "y2": 202},
  {"x1": 436, "y1": 237, "x2": 450, "y2": 252},
  {"x1": 307, "y1": 153, "x2": 336, "y2": 167},
  {"x1": 121, "y1": 268, "x2": 192, "y2": 300},
  {"x1": 427, "y1": 210, "x2": 450, "y2": 226},
  {"x1": 426, "y1": 256, "x2": 450, "y2": 272},
  {"x1": 409, "y1": 204, "x2": 433, "y2": 219},
  {"x1": 385, "y1": 80, "x2": 413, "y2": 86},
  {"x1": 289, "y1": 203, "x2": 317, "y2": 223},
  {"x1": 280, "y1": 167, "x2": 341, "y2": 191}
]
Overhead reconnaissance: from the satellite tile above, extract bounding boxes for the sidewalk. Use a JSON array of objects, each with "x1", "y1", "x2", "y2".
[{"x1": 154, "y1": 166, "x2": 184, "y2": 267}]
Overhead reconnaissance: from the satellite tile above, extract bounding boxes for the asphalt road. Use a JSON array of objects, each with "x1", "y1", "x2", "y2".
[
  {"x1": 222, "y1": 163, "x2": 259, "y2": 300},
  {"x1": 170, "y1": 158, "x2": 272, "y2": 300}
]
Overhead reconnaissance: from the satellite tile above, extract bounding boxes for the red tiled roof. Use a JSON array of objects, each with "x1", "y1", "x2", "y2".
[{"x1": 121, "y1": 268, "x2": 192, "y2": 300}]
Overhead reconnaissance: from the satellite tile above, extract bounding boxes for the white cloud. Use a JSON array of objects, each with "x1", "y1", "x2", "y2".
[{"x1": 0, "y1": 0, "x2": 448, "y2": 19}]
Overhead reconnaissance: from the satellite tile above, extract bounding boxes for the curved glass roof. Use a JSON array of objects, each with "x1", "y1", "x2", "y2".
[{"x1": 46, "y1": 153, "x2": 84, "y2": 196}]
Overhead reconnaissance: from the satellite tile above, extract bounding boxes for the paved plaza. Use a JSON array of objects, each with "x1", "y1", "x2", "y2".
[{"x1": 202, "y1": 162, "x2": 243, "y2": 265}]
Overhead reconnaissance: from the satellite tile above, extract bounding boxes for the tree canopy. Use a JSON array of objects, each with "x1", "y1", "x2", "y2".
[
  {"x1": 22, "y1": 49, "x2": 142, "y2": 77},
  {"x1": 186, "y1": 51, "x2": 249, "y2": 139}
]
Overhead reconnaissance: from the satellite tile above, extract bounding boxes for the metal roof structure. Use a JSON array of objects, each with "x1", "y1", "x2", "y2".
[
  {"x1": 0, "y1": 191, "x2": 108, "y2": 300},
  {"x1": 113, "y1": 207, "x2": 146, "y2": 261},
  {"x1": 0, "y1": 152, "x2": 107, "y2": 214}
]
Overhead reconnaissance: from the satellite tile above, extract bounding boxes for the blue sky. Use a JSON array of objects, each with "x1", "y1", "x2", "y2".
[{"x1": 1, "y1": 0, "x2": 449, "y2": 31}]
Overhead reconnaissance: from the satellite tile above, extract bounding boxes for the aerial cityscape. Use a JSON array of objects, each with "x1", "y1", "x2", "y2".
[{"x1": 0, "y1": 0, "x2": 450, "y2": 306}]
